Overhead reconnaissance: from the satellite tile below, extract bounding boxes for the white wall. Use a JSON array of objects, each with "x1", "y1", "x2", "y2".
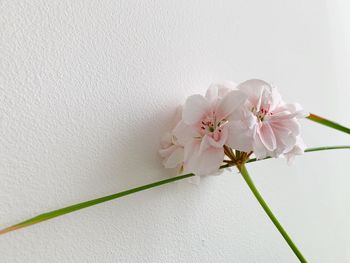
[{"x1": 1, "y1": 1, "x2": 349, "y2": 262}]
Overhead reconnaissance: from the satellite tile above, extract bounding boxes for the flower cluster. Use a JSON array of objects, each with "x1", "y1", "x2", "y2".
[{"x1": 160, "y1": 79, "x2": 308, "y2": 176}]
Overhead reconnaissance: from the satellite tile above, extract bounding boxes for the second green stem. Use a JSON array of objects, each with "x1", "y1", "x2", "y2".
[{"x1": 238, "y1": 164, "x2": 307, "y2": 263}]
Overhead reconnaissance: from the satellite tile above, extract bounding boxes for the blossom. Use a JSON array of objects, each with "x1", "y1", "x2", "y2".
[
  {"x1": 173, "y1": 82, "x2": 247, "y2": 175},
  {"x1": 227, "y1": 79, "x2": 308, "y2": 160},
  {"x1": 160, "y1": 79, "x2": 308, "y2": 176}
]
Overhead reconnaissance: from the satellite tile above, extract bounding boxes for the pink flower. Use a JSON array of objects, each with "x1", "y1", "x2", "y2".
[
  {"x1": 227, "y1": 79, "x2": 308, "y2": 160},
  {"x1": 173, "y1": 82, "x2": 247, "y2": 175}
]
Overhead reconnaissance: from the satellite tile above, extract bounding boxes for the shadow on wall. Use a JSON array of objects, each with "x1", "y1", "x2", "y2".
[{"x1": 92, "y1": 94, "x2": 182, "y2": 194}]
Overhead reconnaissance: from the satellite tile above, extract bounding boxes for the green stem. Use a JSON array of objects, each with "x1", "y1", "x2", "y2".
[
  {"x1": 237, "y1": 164, "x2": 307, "y2": 263},
  {"x1": 307, "y1": 113, "x2": 350, "y2": 134},
  {"x1": 246, "y1": 145, "x2": 350, "y2": 164},
  {"x1": 0, "y1": 173, "x2": 195, "y2": 235},
  {"x1": 0, "y1": 145, "x2": 349, "y2": 236}
]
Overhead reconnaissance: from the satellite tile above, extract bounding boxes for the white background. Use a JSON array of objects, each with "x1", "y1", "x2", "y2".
[{"x1": 1, "y1": 1, "x2": 350, "y2": 262}]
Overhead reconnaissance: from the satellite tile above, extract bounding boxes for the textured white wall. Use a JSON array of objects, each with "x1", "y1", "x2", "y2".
[{"x1": 1, "y1": 1, "x2": 350, "y2": 262}]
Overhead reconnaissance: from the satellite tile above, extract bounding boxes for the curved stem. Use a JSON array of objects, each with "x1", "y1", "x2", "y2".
[{"x1": 237, "y1": 164, "x2": 307, "y2": 263}]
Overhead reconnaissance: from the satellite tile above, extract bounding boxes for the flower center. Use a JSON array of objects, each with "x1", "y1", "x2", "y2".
[
  {"x1": 200, "y1": 115, "x2": 227, "y2": 135},
  {"x1": 252, "y1": 107, "x2": 272, "y2": 121}
]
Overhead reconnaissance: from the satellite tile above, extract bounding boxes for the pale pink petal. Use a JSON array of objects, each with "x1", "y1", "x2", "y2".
[
  {"x1": 238, "y1": 79, "x2": 282, "y2": 112},
  {"x1": 205, "y1": 84, "x2": 220, "y2": 103},
  {"x1": 270, "y1": 119, "x2": 300, "y2": 136},
  {"x1": 184, "y1": 139, "x2": 200, "y2": 161},
  {"x1": 159, "y1": 145, "x2": 177, "y2": 158},
  {"x1": 268, "y1": 110, "x2": 304, "y2": 121},
  {"x1": 270, "y1": 103, "x2": 308, "y2": 121},
  {"x1": 284, "y1": 136, "x2": 306, "y2": 164},
  {"x1": 267, "y1": 110, "x2": 298, "y2": 121},
  {"x1": 253, "y1": 134, "x2": 270, "y2": 159},
  {"x1": 284, "y1": 103, "x2": 309, "y2": 118},
  {"x1": 163, "y1": 147, "x2": 184, "y2": 168},
  {"x1": 173, "y1": 121, "x2": 200, "y2": 146},
  {"x1": 198, "y1": 135, "x2": 211, "y2": 155},
  {"x1": 182, "y1": 94, "x2": 210, "y2": 125},
  {"x1": 255, "y1": 87, "x2": 267, "y2": 112},
  {"x1": 183, "y1": 141, "x2": 199, "y2": 173},
  {"x1": 185, "y1": 147, "x2": 224, "y2": 176},
  {"x1": 196, "y1": 147, "x2": 225, "y2": 175},
  {"x1": 160, "y1": 132, "x2": 173, "y2": 148},
  {"x1": 227, "y1": 105, "x2": 255, "y2": 124},
  {"x1": 257, "y1": 86, "x2": 281, "y2": 112},
  {"x1": 226, "y1": 121, "x2": 254, "y2": 152},
  {"x1": 205, "y1": 81, "x2": 237, "y2": 102},
  {"x1": 269, "y1": 85, "x2": 283, "y2": 110},
  {"x1": 258, "y1": 123, "x2": 277, "y2": 151},
  {"x1": 237, "y1": 79, "x2": 270, "y2": 103},
  {"x1": 216, "y1": 90, "x2": 247, "y2": 120},
  {"x1": 270, "y1": 124, "x2": 296, "y2": 153}
]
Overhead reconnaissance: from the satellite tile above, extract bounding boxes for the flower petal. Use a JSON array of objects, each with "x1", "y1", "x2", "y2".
[
  {"x1": 270, "y1": 124, "x2": 296, "y2": 153},
  {"x1": 283, "y1": 136, "x2": 306, "y2": 164},
  {"x1": 205, "y1": 81, "x2": 236, "y2": 102},
  {"x1": 237, "y1": 79, "x2": 269, "y2": 99},
  {"x1": 258, "y1": 123, "x2": 277, "y2": 151},
  {"x1": 183, "y1": 94, "x2": 210, "y2": 125},
  {"x1": 216, "y1": 90, "x2": 247, "y2": 120},
  {"x1": 253, "y1": 134, "x2": 270, "y2": 159},
  {"x1": 183, "y1": 139, "x2": 200, "y2": 162},
  {"x1": 185, "y1": 146, "x2": 224, "y2": 176},
  {"x1": 284, "y1": 103, "x2": 309, "y2": 118},
  {"x1": 160, "y1": 132, "x2": 173, "y2": 148},
  {"x1": 238, "y1": 79, "x2": 282, "y2": 111},
  {"x1": 226, "y1": 121, "x2": 254, "y2": 152},
  {"x1": 163, "y1": 147, "x2": 184, "y2": 168},
  {"x1": 159, "y1": 145, "x2": 177, "y2": 158},
  {"x1": 199, "y1": 135, "x2": 211, "y2": 155},
  {"x1": 268, "y1": 103, "x2": 308, "y2": 121},
  {"x1": 270, "y1": 119, "x2": 300, "y2": 136},
  {"x1": 173, "y1": 121, "x2": 200, "y2": 146}
]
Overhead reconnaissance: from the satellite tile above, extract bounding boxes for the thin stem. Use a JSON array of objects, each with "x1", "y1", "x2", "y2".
[
  {"x1": 246, "y1": 145, "x2": 350, "y2": 164},
  {"x1": 304, "y1": 145, "x2": 350, "y2": 152},
  {"x1": 0, "y1": 173, "x2": 195, "y2": 235},
  {"x1": 237, "y1": 164, "x2": 307, "y2": 263},
  {"x1": 0, "y1": 145, "x2": 349, "y2": 236},
  {"x1": 307, "y1": 113, "x2": 350, "y2": 134}
]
